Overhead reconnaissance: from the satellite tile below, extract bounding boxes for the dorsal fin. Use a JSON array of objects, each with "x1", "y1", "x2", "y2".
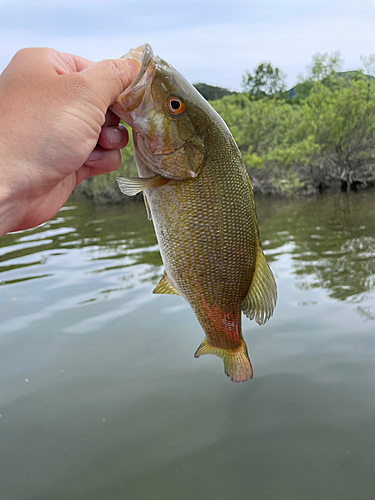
[
  {"x1": 153, "y1": 271, "x2": 180, "y2": 295},
  {"x1": 241, "y1": 249, "x2": 277, "y2": 325}
]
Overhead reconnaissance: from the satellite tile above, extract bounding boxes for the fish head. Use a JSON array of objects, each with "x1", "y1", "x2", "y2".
[{"x1": 112, "y1": 44, "x2": 209, "y2": 180}]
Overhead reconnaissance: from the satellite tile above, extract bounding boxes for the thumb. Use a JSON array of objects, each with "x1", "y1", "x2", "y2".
[{"x1": 80, "y1": 57, "x2": 140, "y2": 111}]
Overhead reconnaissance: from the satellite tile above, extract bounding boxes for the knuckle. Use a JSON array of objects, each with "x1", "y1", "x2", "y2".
[
  {"x1": 12, "y1": 47, "x2": 52, "y2": 62},
  {"x1": 13, "y1": 47, "x2": 35, "y2": 58}
]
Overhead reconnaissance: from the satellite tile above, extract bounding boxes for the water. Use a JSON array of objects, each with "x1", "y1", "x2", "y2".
[{"x1": 0, "y1": 191, "x2": 375, "y2": 500}]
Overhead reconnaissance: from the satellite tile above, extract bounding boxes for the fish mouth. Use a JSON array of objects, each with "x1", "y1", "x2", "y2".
[
  {"x1": 112, "y1": 44, "x2": 173, "y2": 116},
  {"x1": 121, "y1": 44, "x2": 154, "y2": 96},
  {"x1": 112, "y1": 44, "x2": 155, "y2": 117},
  {"x1": 112, "y1": 44, "x2": 196, "y2": 174}
]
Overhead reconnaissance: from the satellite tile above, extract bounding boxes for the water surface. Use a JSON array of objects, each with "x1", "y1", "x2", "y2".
[{"x1": 0, "y1": 191, "x2": 375, "y2": 500}]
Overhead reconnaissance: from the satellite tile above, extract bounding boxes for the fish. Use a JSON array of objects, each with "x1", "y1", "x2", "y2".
[{"x1": 112, "y1": 44, "x2": 277, "y2": 382}]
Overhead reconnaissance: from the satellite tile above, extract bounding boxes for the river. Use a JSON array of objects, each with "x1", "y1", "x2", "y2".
[{"x1": 0, "y1": 191, "x2": 374, "y2": 500}]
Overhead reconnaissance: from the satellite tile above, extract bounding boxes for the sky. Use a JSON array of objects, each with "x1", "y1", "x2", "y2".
[{"x1": 1, "y1": 0, "x2": 375, "y2": 90}]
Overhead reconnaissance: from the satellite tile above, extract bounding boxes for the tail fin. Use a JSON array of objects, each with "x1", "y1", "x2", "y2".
[{"x1": 194, "y1": 339, "x2": 253, "y2": 382}]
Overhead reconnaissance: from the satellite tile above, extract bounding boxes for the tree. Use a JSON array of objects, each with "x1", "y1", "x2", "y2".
[
  {"x1": 207, "y1": 53, "x2": 375, "y2": 195},
  {"x1": 299, "y1": 76, "x2": 375, "y2": 190},
  {"x1": 241, "y1": 62, "x2": 286, "y2": 99},
  {"x1": 291, "y1": 51, "x2": 343, "y2": 102},
  {"x1": 360, "y1": 54, "x2": 375, "y2": 76},
  {"x1": 211, "y1": 94, "x2": 306, "y2": 194},
  {"x1": 306, "y1": 51, "x2": 343, "y2": 81}
]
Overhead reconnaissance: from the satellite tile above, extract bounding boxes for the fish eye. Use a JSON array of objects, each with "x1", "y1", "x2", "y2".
[{"x1": 166, "y1": 96, "x2": 185, "y2": 116}]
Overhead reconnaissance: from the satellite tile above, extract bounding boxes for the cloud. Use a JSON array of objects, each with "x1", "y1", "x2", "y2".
[{"x1": 1, "y1": 0, "x2": 375, "y2": 89}]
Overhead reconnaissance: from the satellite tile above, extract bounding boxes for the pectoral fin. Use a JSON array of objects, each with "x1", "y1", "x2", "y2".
[
  {"x1": 153, "y1": 271, "x2": 180, "y2": 296},
  {"x1": 241, "y1": 249, "x2": 277, "y2": 325},
  {"x1": 194, "y1": 338, "x2": 253, "y2": 382},
  {"x1": 116, "y1": 175, "x2": 169, "y2": 196}
]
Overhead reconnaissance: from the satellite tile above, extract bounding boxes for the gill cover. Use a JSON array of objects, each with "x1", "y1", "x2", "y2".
[{"x1": 111, "y1": 44, "x2": 205, "y2": 180}]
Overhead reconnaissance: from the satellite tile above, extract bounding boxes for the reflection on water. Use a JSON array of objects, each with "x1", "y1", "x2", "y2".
[
  {"x1": 0, "y1": 191, "x2": 375, "y2": 500},
  {"x1": 0, "y1": 201, "x2": 162, "y2": 305},
  {"x1": 258, "y1": 193, "x2": 375, "y2": 306},
  {"x1": 2, "y1": 193, "x2": 374, "y2": 306}
]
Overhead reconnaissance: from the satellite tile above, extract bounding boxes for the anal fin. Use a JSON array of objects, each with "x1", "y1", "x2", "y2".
[
  {"x1": 194, "y1": 338, "x2": 253, "y2": 382},
  {"x1": 153, "y1": 271, "x2": 180, "y2": 296},
  {"x1": 241, "y1": 248, "x2": 277, "y2": 325}
]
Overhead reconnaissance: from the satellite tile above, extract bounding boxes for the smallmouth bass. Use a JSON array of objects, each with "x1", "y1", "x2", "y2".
[{"x1": 112, "y1": 44, "x2": 277, "y2": 382}]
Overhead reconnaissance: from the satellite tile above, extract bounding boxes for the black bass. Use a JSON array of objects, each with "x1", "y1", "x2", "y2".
[{"x1": 112, "y1": 44, "x2": 277, "y2": 382}]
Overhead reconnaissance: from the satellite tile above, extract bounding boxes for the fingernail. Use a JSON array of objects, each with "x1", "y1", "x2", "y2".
[
  {"x1": 109, "y1": 127, "x2": 122, "y2": 145},
  {"x1": 87, "y1": 149, "x2": 102, "y2": 162}
]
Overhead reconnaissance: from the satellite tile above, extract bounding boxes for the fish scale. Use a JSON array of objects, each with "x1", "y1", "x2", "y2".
[{"x1": 113, "y1": 44, "x2": 277, "y2": 382}]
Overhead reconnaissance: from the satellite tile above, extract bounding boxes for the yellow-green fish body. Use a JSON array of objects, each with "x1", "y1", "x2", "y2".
[{"x1": 112, "y1": 44, "x2": 276, "y2": 382}]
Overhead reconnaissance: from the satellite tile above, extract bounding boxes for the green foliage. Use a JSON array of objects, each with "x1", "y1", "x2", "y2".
[
  {"x1": 242, "y1": 62, "x2": 286, "y2": 99},
  {"x1": 299, "y1": 75, "x2": 375, "y2": 187},
  {"x1": 360, "y1": 54, "x2": 375, "y2": 76},
  {"x1": 212, "y1": 95, "x2": 299, "y2": 160},
  {"x1": 212, "y1": 60, "x2": 375, "y2": 194},
  {"x1": 211, "y1": 95, "x2": 306, "y2": 194},
  {"x1": 76, "y1": 51, "x2": 375, "y2": 201},
  {"x1": 291, "y1": 51, "x2": 344, "y2": 102},
  {"x1": 305, "y1": 51, "x2": 343, "y2": 81}
]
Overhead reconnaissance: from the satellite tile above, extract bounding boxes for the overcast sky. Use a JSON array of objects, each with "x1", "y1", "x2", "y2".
[{"x1": 1, "y1": 0, "x2": 375, "y2": 90}]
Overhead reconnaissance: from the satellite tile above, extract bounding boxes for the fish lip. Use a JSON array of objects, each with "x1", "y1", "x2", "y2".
[
  {"x1": 114, "y1": 46, "x2": 173, "y2": 112},
  {"x1": 114, "y1": 46, "x2": 200, "y2": 180},
  {"x1": 115, "y1": 47, "x2": 193, "y2": 157},
  {"x1": 112, "y1": 44, "x2": 155, "y2": 116},
  {"x1": 121, "y1": 43, "x2": 154, "y2": 97}
]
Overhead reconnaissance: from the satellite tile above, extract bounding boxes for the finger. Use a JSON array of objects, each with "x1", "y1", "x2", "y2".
[
  {"x1": 79, "y1": 57, "x2": 140, "y2": 111},
  {"x1": 98, "y1": 124, "x2": 129, "y2": 150},
  {"x1": 61, "y1": 53, "x2": 94, "y2": 72},
  {"x1": 104, "y1": 108, "x2": 121, "y2": 127},
  {"x1": 85, "y1": 146, "x2": 122, "y2": 171},
  {"x1": 76, "y1": 148, "x2": 122, "y2": 185},
  {"x1": 50, "y1": 51, "x2": 94, "y2": 75}
]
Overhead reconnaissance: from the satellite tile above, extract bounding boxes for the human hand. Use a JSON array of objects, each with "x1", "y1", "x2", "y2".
[{"x1": 0, "y1": 48, "x2": 139, "y2": 236}]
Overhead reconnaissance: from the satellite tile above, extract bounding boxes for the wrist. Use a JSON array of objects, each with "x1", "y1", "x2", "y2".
[
  {"x1": 0, "y1": 143, "x2": 25, "y2": 237},
  {"x1": 0, "y1": 181, "x2": 17, "y2": 237}
]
